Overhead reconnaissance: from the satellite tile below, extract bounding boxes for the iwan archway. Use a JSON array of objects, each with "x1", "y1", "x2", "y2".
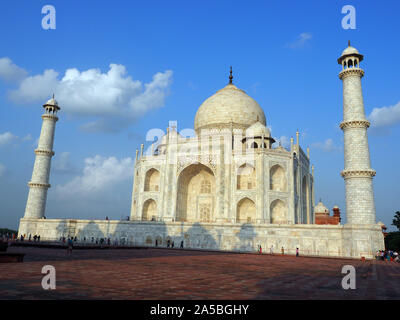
[{"x1": 176, "y1": 164, "x2": 215, "y2": 222}]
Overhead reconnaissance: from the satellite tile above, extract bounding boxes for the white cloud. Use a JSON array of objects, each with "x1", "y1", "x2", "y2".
[
  {"x1": 55, "y1": 155, "x2": 134, "y2": 196},
  {"x1": 5, "y1": 58, "x2": 173, "y2": 132},
  {"x1": 368, "y1": 101, "x2": 400, "y2": 128},
  {"x1": 312, "y1": 138, "x2": 341, "y2": 152},
  {"x1": 287, "y1": 32, "x2": 312, "y2": 49},
  {"x1": 22, "y1": 134, "x2": 33, "y2": 141},
  {"x1": 0, "y1": 163, "x2": 5, "y2": 176},
  {"x1": 274, "y1": 135, "x2": 290, "y2": 148},
  {"x1": 0, "y1": 132, "x2": 18, "y2": 146},
  {"x1": 0, "y1": 57, "x2": 27, "y2": 83},
  {"x1": 53, "y1": 152, "x2": 77, "y2": 174}
]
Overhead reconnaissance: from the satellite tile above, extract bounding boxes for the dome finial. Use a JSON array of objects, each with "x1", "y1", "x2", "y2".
[
  {"x1": 229, "y1": 66, "x2": 233, "y2": 84},
  {"x1": 348, "y1": 40, "x2": 351, "y2": 47}
]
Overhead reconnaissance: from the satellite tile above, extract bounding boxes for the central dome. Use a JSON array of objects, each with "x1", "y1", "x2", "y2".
[{"x1": 194, "y1": 83, "x2": 266, "y2": 132}]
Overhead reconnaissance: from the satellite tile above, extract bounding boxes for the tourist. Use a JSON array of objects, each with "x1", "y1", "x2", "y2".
[
  {"x1": 180, "y1": 240, "x2": 184, "y2": 249},
  {"x1": 167, "y1": 240, "x2": 170, "y2": 248},
  {"x1": 171, "y1": 241, "x2": 174, "y2": 248},
  {"x1": 28, "y1": 234, "x2": 31, "y2": 241},
  {"x1": 270, "y1": 245, "x2": 274, "y2": 255},
  {"x1": 281, "y1": 247, "x2": 284, "y2": 255},
  {"x1": 296, "y1": 247, "x2": 299, "y2": 257},
  {"x1": 38, "y1": 235, "x2": 40, "y2": 242},
  {"x1": 67, "y1": 237, "x2": 73, "y2": 256}
]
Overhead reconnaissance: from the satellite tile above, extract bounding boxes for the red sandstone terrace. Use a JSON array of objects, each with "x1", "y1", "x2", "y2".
[{"x1": 0, "y1": 247, "x2": 399, "y2": 300}]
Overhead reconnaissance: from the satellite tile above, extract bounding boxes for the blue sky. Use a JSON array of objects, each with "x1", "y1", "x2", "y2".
[{"x1": 0, "y1": 0, "x2": 399, "y2": 230}]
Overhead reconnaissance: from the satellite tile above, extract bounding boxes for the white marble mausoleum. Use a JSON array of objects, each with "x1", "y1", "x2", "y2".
[{"x1": 18, "y1": 44, "x2": 385, "y2": 258}]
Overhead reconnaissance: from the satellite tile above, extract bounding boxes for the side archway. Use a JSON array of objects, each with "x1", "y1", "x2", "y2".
[
  {"x1": 237, "y1": 163, "x2": 256, "y2": 190},
  {"x1": 236, "y1": 197, "x2": 256, "y2": 223},
  {"x1": 302, "y1": 176, "x2": 309, "y2": 224},
  {"x1": 270, "y1": 164, "x2": 287, "y2": 191},
  {"x1": 270, "y1": 199, "x2": 287, "y2": 224},
  {"x1": 144, "y1": 168, "x2": 160, "y2": 191},
  {"x1": 142, "y1": 199, "x2": 157, "y2": 221}
]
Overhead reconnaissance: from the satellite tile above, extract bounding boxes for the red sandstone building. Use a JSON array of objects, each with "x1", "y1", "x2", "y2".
[{"x1": 314, "y1": 201, "x2": 341, "y2": 225}]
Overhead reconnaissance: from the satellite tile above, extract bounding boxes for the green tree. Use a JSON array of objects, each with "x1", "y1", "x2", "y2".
[{"x1": 392, "y1": 211, "x2": 400, "y2": 231}]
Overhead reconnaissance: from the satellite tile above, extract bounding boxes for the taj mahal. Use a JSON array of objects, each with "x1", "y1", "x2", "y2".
[{"x1": 18, "y1": 43, "x2": 385, "y2": 258}]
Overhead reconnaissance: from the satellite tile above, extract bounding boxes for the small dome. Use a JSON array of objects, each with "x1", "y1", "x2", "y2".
[
  {"x1": 341, "y1": 46, "x2": 359, "y2": 56},
  {"x1": 246, "y1": 121, "x2": 270, "y2": 137},
  {"x1": 314, "y1": 201, "x2": 329, "y2": 215},
  {"x1": 194, "y1": 83, "x2": 266, "y2": 132},
  {"x1": 337, "y1": 42, "x2": 363, "y2": 64},
  {"x1": 45, "y1": 97, "x2": 58, "y2": 107}
]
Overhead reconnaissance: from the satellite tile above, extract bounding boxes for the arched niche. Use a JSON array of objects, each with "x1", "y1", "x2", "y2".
[
  {"x1": 236, "y1": 197, "x2": 256, "y2": 223},
  {"x1": 270, "y1": 199, "x2": 287, "y2": 224},
  {"x1": 270, "y1": 164, "x2": 287, "y2": 191},
  {"x1": 144, "y1": 168, "x2": 160, "y2": 191},
  {"x1": 142, "y1": 199, "x2": 157, "y2": 221},
  {"x1": 237, "y1": 163, "x2": 256, "y2": 190}
]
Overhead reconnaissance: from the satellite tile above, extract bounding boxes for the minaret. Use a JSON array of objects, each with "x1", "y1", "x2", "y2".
[
  {"x1": 338, "y1": 42, "x2": 376, "y2": 225},
  {"x1": 24, "y1": 95, "x2": 60, "y2": 219}
]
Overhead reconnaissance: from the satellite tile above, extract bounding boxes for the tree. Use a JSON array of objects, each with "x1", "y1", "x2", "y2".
[{"x1": 392, "y1": 211, "x2": 400, "y2": 231}]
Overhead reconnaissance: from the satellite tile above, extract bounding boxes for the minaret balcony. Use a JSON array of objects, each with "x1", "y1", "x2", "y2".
[
  {"x1": 339, "y1": 67, "x2": 364, "y2": 80},
  {"x1": 339, "y1": 120, "x2": 370, "y2": 130},
  {"x1": 340, "y1": 169, "x2": 376, "y2": 178}
]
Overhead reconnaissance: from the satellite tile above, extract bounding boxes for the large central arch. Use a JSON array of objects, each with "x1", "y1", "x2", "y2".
[{"x1": 176, "y1": 164, "x2": 215, "y2": 222}]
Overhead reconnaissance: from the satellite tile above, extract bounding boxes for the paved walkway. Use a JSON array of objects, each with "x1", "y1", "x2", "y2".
[{"x1": 0, "y1": 246, "x2": 399, "y2": 299}]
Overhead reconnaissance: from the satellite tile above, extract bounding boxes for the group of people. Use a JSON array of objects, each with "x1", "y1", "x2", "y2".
[
  {"x1": 17, "y1": 234, "x2": 41, "y2": 242},
  {"x1": 258, "y1": 245, "x2": 300, "y2": 257},
  {"x1": 157, "y1": 239, "x2": 184, "y2": 249},
  {"x1": 0, "y1": 233, "x2": 16, "y2": 241},
  {"x1": 60, "y1": 236, "x2": 115, "y2": 246},
  {"x1": 376, "y1": 250, "x2": 399, "y2": 262}
]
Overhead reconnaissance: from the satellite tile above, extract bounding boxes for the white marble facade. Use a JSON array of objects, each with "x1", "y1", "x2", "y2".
[{"x1": 130, "y1": 81, "x2": 314, "y2": 227}]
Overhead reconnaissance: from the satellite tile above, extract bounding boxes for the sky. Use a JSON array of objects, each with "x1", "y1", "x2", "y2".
[{"x1": 0, "y1": 0, "x2": 399, "y2": 231}]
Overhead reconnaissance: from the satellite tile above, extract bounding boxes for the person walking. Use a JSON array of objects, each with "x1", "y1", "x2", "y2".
[
  {"x1": 296, "y1": 247, "x2": 299, "y2": 257},
  {"x1": 281, "y1": 247, "x2": 284, "y2": 255},
  {"x1": 270, "y1": 245, "x2": 274, "y2": 255},
  {"x1": 67, "y1": 237, "x2": 73, "y2": 256},
  {"x1": 180, "y1": 240, "x2": 184, "y2": 249}
]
